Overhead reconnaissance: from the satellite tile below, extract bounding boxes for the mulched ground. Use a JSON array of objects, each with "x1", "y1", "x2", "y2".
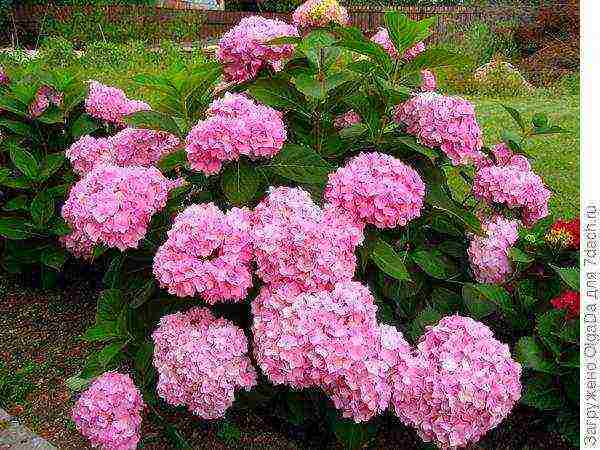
[{"x1": 0, "y1": 273, "x2": 575, "y2": 450}]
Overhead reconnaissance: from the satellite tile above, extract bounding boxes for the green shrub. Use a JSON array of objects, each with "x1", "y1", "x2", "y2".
[{"x1": 0, "y1": 69, "x2": 89, "y2": 287}]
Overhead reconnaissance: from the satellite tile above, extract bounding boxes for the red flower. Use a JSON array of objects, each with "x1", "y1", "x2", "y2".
[
  {"x1": 551, "y1": 290, "x2": 580, "y2": 318},
  {"x1": 546, "y1": 217, "x2": 580, "y2": 249}
]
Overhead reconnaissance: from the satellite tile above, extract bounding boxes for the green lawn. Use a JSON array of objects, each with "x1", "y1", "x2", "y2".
[{"x1": 470, "y1": 95, "x2": 580, "y2": 219}]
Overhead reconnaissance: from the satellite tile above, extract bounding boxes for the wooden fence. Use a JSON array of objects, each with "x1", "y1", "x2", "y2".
[{"x1": 3, "y1": 4, "x2": 537, "y2": 47}]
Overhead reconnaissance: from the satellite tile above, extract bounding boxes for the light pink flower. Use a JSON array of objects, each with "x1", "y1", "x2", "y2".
[
  {"x1": 152, "y1": 307, "x2": 257, "y2": 419},
  {"x1": 292, "y1": 0, "x2": 349, "y2": 28},
  {"x1": 251, "y1": 186, "x2": 363, "y2": 291},
  {"x1": 420, "y1": 69, "x2": 437, "y2": 92},
  {"x1": 153, "y1": 203, "x2": 253, "y2": 303},
  {"x1": 65, "y1": 135, "x2": 113, "y2": 176},
  {"x1": 72, "y1": 372, "x2": 144, "y2": 450},
  {"x1": 185, "y1": 93, "x2": 286, "y2": 176},
  {"x1": 390, "y1": 315, "x2": 522, "y2": 449},
  {"x1": 66, "y1": 129, "x2": 179, "y2": 176},
  {"x1": 324, "y1": 152, "x2": 426, "y2": 229},
  {"x1": 468, "y1": 214, "x2": 519, "y2": 284},
  {"x1": 473, "y1": 145, "x2": 551, "y2": 226},
  {"x1": 252, "y1": 281, "x2": 414, "y2": 422},
  {"x1": 60, "y1": 229, "x2": 95, "y2": 260},
  {"x1": 394, "y1": 92, "x2": 485, "y2": 166},
  {"x1": 0, "y1": 66, "x2": 9, "y2": 85},
  {"x1": 333, "y1": 110, "x2": 362, "y2": 129},
  {"x1": 85, "y1": 81, "x2": 150, "y2": 125},
  {"x1": 217, "y1": 16, "x2": 299, "y2": 83},
  {"x1": 29, "y1": 85, "x2": 63, "y2": 118},
  {"x1": 62, "y1": 165, "x2": 178, "y2": 251}
]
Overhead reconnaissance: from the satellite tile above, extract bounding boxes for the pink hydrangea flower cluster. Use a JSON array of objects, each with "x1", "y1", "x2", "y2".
[
  {"x1": 217, "y1": 16, "x2": 299, "y2": 83},
  {"x1": 251, "y1": 186, "x2": 363, "y2": 291},
  {"x1": 394, "y1": 92, "x2": 485, "y2": 166},
  {"x1": 66, "y1": 128, "x2": 180, "y2": 176},
  {"x1": 252, "y1": 281, "x2": 413, "y2": 422},
  {"x1": 152, "y1": 307, "x2": 257, "y2": 419},
  {"x1": 66, "y1": 135, "x2": 113, "y2": 176},
  {"x1": 324, "y1": 152, "x2": 425, "y2": 229},
  {"x1": 29, "y1": 85, "x2": 63, "y2": 118},
  {"x1": 60, "y1": 229, "x2": 95, "y2": 260},
  {"x1": 467, "y1": 214, "x2": 519, "y2": 284},
  {"x1": 153, "y1": 203, "x2": 253, "y2": 303},
  {"x1": 186, "y1": 93, "x2": 287, "y2": 175},
  {"x1": 292, "y1": 0, "x2": 349, "y2": 28},
  {"x1": 390, "y1": 315, "x2": 522, "y2": 449},
  {"x1": 72, "y1": 372, "x2": 144, "y2": 450},
  {"x1": 62, "y1": 165, "x2": 178, "y2": 251},
  {"x1": 473, "y1": 144, "x2": 551, "y2": 226},
  {"x1": 0, "y1": 66, "x2": 10, "y2": 85},
  {"x1": 333, "y1": 110, "x2": 362, "y2": 129},
  {"x1": 370, "y1": 28, "x2": 426, "y2": 61},
  {"x1": 85, "y1": 81, "x2": 150, "y2": 125},
  {"x1": 420, "y1": 69, "x2": 437, "y2": 91}
]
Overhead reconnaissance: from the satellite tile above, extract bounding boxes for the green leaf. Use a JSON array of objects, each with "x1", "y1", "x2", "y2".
[
  {"x1": 65, "y1": 375, "x2": 91, "y2": 392},
  {"x1": 536, "y1": 310, "x2": 564, "y2": 356},
  {"x1": 158, "y1": 149, "x2": 188, "y2": 172},
  {"x1": 384, "y1": 12, "x2": 419, "y2": 55},
  {"x1": 49, "y1": 217, "x2": 71, "y2": 236},
  {"x1": 30, "y1": 191, "x2": 54, "y2": 226},
  {"x1": 521, "y1": 374, "x2": 563, "y2": 410},
  {"x1": 265, "y1": 143, "x2": 332, "y2": 184},
  {"x1": 97, "y1": 339, "x2": 130, "y2": 368},
  {"x1": 409, "y1": 307, "x2": 442, "y2": 341},
  {"x1": 330, "y1": 415, "x2": 376, "y2": 450},
  {"x1": 221, "y1": 160, "x2": 261, "y2": 205},
  {"x1": 124, "y1": 110, "x2": 182, "y2": 138},
  {"x1": 70, "y1": 113, "x2": 100, "y2": 138},
  {"x1": 40, "y1": 247, "x2": 67, "y2": 271},
  {"x1": 0, "y1": 217, "x2": 32, "y2": 240},
  {"x1": 301, "y1": 30, "x2": 340, "y2": 70},
  {"x1": 472, "y1": 284, "x2": 515, "y2": 316},
  {"x1": 370, "y1": 238, "x2": 410, "y2": 281},
  {"x1": 293, "y1": 70, "x2": 355, "y2": 100},
  {"x1": 334, "y1": 37, "x2": 392, "y2": 71},
  {"x1": 430, "y1": 287, "x2": 462, "y2": 315},
  {"x1": 37, "y1": 106, "x2": 64, "y2": 125},
  {"x1": 103, "y1": 254, "x2": 124, "y2": 288},
  {"x1": 247, "y1": 77, "x2": 309, "y2": 115},
  {"x1": 0, "y1": 118, "x2": 33, "y2": 136},
  {"x1": 515, "y1": 336, "x2": 557, "y2": 374},
  {"x1": 395, "y1": 135, "x2": 438, "y2": 161},
  {"x1": 426, "y1": 183, "x2": 483, "y2": 235},
  {"x1": 130, "y1": 280, "x2": 156, "y2": 309},
  {"x1": 2, "y1": 195, "x2": 28, "y2": 212},
  {"x1": 509, "y1": 247, "x2": 534, "y2": 264},
  {"x1": 134, "y1": 341, "x2": 154, "y2": 379},
  {"x1": 403, "y1": 48, "x2": 469, "y2": 74},
  {"x1": 9, "y1": 145, "x2": 39, "y2": 180},
  {"x1": 81, "y1": 321, "x2": 121, "y2": 343},
  {"x1": 500, "y1": 104, "x2": 526, "y2": 132},
  {"x1": 39, "y1": 153, "x2": 65, "y2": 181},
  {"x1": 462, "y1": 283, "x2": 496, "y2": 319},
  {"x1": 549, "y1": 264, "x2": 580, "y2": 291},
  {"x1": 97, "y1": 289, "x2": 124, "y2": 323},
  {"x1": 532, "y1": 112, "x2": 548, "y2": 129},
  {"x1": 410, "y1": 248, "x2": 455, "y2": 279}
]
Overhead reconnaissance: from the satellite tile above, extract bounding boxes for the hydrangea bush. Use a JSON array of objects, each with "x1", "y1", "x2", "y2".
[{"x1": 0, "y1": 2, "x2": 579, "y2": 448}]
